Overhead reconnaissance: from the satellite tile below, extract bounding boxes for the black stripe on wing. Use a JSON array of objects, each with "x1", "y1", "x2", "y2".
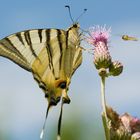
[
  {"x1": 16, "y1": 33, "x2": 25, "y2": 46},
  {"x1": 57, "y1": 29, "x2": 63, "y2": 71},
  {"x1": 65, "y1": 31, "x2": 69, "y2": 48},
  {"x1": 0, "y1": 41, "x2": 31, "y2": 72},
  {"x1": 45, "y1": 29, "x2": 55, "y2": 75},
  {"x1": 38, "y1": 29, "x2": 43, "y2": 43},
  {"x1": 3, "y1": 38, "x2": 27, "y2": 62},
  {"x1": 24, "y1": 31, "x2": 38, "y2": 58}
]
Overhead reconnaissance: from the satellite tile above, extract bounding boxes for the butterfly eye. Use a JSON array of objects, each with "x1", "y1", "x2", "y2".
[
  {"x1": 58, "y1": 81, "x2": 67, "y2": 89},
  {"x1": 73, "y1": 24, "x2": 78, "y2": 28}
]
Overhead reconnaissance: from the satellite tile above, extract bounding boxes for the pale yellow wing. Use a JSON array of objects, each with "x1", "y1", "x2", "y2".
[{"x1": 0, "y1": 24, "x2": 82, "y2": 105}]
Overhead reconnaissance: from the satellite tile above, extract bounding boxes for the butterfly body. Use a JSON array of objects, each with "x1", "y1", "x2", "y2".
[{"x1": 0, "y1": 23, "x2": 82, "y2": 105}]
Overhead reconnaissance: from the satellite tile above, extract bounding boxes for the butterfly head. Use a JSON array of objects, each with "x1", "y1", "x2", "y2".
[
  {"x1": 68, "y1": 23, "x2": 80, "y2": 31},
  {"x1": 72, "y1": 23, "x2": 80, "y2": 28}
]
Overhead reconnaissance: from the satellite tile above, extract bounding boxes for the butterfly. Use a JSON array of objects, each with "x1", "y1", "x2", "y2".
[{"x1": 0, "y1": 22, "x2": 83, "y2": 139}]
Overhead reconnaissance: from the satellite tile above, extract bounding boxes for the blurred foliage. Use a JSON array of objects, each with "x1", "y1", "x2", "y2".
[
  {"x1": 0, "y1": 132, "x2": 9, "y2": 140},
  {"x1": 48, "y1": 117, "x2": 104, "y2": 140}
]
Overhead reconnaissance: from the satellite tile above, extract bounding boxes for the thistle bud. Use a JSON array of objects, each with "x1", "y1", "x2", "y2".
[
  {"x1": 88, "y1": 25, "x2": 112, "y2": 70},
  {"x1": 94, "y1": 41, "x2": 112, "y2": 69},
  {"x1": 109, "y1": 61, "x2": 123, "y2": 76}
]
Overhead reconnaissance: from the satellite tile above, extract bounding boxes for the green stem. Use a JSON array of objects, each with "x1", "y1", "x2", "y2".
[
  {"x1": 101, "y1": 76, "x2": 110, "y2": 140},
  {"x1": 101, "y1": 76, "x2": 107, "y2": 118}
]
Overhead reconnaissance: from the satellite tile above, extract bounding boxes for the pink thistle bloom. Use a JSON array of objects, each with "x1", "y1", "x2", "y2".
[
  {"x1": 87, "y1": 25, "x2": 112, "y2": 70},
  {"x1": 88, "y1": 25, "x2": 111, "y2": 46}
]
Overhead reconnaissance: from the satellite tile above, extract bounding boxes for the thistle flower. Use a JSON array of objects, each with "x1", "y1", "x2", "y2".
[
  {"x1": 88, "y1": 25, "x2": 112, "y2": 70},
  {"x1": 103, "y1": 106, "x2": 140, "y2": 140},
  {"x1": 109, "y1": 61, "x2": 123, "y2": 76},
  {"x1": 87, "y1": 25, "x2": 125, "y2": 140},
  {"x1": 88, "y1": 25, "x2": 111, "y2": 46}
]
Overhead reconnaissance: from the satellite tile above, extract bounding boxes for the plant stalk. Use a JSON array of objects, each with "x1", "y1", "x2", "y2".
[
  {"x1": 101, "y1": 76, "x2": 107, "y2": 118},
  {"x1": 101, "y1": 76, "x2": 110, "y2": 140}
]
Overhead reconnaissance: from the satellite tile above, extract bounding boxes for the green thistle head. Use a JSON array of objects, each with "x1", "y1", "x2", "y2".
[{"x1": 109, "y1": 61, "x2": 123, "y2": 76}]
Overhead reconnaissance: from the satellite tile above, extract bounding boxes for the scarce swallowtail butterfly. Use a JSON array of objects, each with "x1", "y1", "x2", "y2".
[{"x1": 0, "y1": 6, "x2": 84, "y2": 140}]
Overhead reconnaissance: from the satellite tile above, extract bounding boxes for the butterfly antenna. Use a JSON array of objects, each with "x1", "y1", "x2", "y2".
[
  {"x1": 76, "y1": 8, "x2": 87, "y2": 22},
  {"x1": 65, "y1": 5, "x2": 74, "y2": 23},
  {"x1": 40, "y1": 103, "x2": 51, "y2": 140}
]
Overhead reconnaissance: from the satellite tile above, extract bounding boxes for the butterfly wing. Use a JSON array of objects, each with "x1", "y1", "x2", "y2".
[
  {"x1": 0, "y1": 24, "x2": 82, "y2": 105},
  {"x1": 63, "y1": 24, "x2": 82, "y2": 78},
  {"x1": 0, "y1": 32, "x2": 33, "y2": 71}
]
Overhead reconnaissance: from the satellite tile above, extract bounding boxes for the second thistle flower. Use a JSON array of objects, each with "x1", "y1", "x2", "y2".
[{"x1": 88, "y1": 26, "x2": 112, "y2": 70}]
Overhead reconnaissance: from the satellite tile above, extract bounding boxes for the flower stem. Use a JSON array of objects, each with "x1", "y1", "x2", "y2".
[
  {"x1": 101, "y1": 76, "x2": 110, "y2": 140},
  {"x1": 101, "y1": 76, "x2": 107, "y2": 118}
]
